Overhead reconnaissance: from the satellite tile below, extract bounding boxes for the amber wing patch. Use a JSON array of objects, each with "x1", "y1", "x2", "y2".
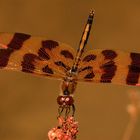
[
  {"x1": 0, "y1": 32, "x2": 76, "y2": 79},
  {"x1": 78, "y1": 49, "x2": 140, "y2": 86}
]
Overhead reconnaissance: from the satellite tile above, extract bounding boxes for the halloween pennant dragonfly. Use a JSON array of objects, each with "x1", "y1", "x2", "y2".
[{"x1": 0, "y1": 11, "x2": 140, "y2": 112}]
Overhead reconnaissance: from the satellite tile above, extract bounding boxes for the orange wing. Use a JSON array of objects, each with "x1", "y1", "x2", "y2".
[
  {"x1": 0, "y1": 32, "x2": 76, "y2": 79},
  {"x1": 78, "y1": 49, "x2": 140, "y2": 86}
]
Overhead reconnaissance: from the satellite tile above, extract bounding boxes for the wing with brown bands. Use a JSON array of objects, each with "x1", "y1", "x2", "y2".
[
  {"x1": 78, "y1": 49, "x2": 140, "y2": 86},
  {"x1": 0, "y1": 32, "x2": 76, "y2": 79}
]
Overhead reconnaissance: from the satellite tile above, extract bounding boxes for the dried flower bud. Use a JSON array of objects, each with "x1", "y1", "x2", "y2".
[{"x1": 48, "y1": 116, "x2": 78, "y2": 140}]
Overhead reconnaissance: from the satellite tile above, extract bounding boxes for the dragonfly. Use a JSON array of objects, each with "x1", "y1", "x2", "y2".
[{"x1": 0, "y1": 11, "x2": 140, "y2": 116}]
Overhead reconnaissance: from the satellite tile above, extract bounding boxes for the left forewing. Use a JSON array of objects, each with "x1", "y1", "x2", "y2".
[{"x1": 0, "y1": 32, "x2": 76, "y2": 79}]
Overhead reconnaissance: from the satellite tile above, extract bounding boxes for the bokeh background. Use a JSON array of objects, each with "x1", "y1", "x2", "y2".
[{"x1": 0, "y1": 0, "x2": 140, "y2": 140}]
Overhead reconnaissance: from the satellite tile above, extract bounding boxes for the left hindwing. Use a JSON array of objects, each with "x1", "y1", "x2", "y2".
[
  {"x1": 0, "y1": 32, "x2": 76, "y2": 79},
  {"x1": 78, "y1": 49, "x2": 140, "y2": 86}
]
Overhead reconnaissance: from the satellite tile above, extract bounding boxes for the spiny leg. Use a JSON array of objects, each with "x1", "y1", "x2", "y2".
[{"x1": 57, "y1": 95, "x2": 75, "y2": 118}]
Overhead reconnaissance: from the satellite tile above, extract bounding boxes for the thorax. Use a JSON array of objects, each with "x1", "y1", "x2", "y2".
[{"x1": 61, "y1": 70, "x2": 77, "y2": 96}]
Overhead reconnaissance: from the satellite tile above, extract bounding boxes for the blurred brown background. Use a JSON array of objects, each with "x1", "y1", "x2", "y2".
[{"x1": 0, "y1": 0, "x2": 140, "y2": 140}]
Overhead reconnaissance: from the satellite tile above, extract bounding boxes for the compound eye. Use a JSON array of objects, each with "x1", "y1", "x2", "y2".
[
  {"x1": 57, "y1": 96, "x2": 74, "y2": 106},
  {"x1": 57, "y1": 96, "x2": 65, "y2": 105},
  {"x1": 65, "y1": 96, "x2": 74, "y2": 105}
]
